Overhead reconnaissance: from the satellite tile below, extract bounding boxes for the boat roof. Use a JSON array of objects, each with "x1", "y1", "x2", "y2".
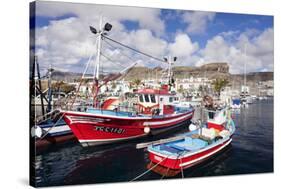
[{"x1": 135, "y1": 88, "x2": 173, "y2": 96}]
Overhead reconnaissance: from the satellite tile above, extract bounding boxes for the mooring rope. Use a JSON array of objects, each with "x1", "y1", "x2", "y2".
[
  {"x1": 160, "y1": 153, "x2": 181, "y2": 179},
  {"x1": 38, "y1": 112, "x2": 66, "y2": 140},
  {"x1": 35, "y1": 110, "x2": 60, "y2": 125},
  {"x1": 179, "y1": 156, "x2": 184, "y2": 178},
  {"x1": 130, "y1": 154, "x2": 172, "y2": 181}
]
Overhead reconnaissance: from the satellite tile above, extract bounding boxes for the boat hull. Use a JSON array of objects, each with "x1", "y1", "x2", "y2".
[
  {"x1": 148, "y1": 137, "x2": 232, "y2": 171},
  {"x1": 35, "y1": 134, "x2": 76, "y2": 150},
  {"x1": 63, "y1": 110, "x2": 194, "y2": 146},
  {"x1": 35, "y1": 120, "x2": 75, "y2": 150}
]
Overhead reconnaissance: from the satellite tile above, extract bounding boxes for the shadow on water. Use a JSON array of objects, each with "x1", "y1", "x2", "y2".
[{"x1": 35, "y1": 100, "x2": 273, "y2": 187}]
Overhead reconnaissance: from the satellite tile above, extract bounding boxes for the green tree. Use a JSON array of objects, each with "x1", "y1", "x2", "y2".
[
  {"x1": 212, "y1": 78, "x2": 229, "y2": 98},
  {"x1": 177, "y1": 85, "x2": 184, "y2": 94},
  {"x1": 111, "y1": 82, "x2": 117, "y2": 89},
  {"x1": 132, "y1": 78, "x2": 142, "y2": 89}
]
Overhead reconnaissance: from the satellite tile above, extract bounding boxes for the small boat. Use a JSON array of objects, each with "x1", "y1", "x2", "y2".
[
  {"x1": 33, "y1": 109, "x2": 76, "y2": 150},
  {"x1": 30, "y1": 58, "x2": 75, "y2": 150},
  {"x1": 32, "y1": 111, "x2": 76, "y2": 149},
  {"x1": 144, "y1": 107, "x2": 235, "y2": 176}
]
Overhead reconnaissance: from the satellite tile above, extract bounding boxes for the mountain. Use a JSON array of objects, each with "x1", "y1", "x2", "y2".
[
  {"x1": 51, "y1": 71, "x2": 91, "y2": 82},
  {"x1": 122, "y1": 62, "x2": 230, "y2": 80},
  {"x1": 50, "y1": 63, "x2": 273, "y2": 84}
]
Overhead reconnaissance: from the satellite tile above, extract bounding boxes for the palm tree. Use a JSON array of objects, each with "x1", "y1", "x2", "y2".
[{"x1": 212, "y1": 78, "x2": 229, "y2": 98}]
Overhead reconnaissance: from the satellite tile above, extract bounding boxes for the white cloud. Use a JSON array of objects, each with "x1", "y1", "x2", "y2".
[
  {"x1": 182, "y1": 11, "x2": 216, "y2": 34},
  {"x1": 35, "y1": 16, "x2": 168, "y2": 73},
  {"x1": 35, "y1": 16, "x2": 97, "y2": 72},
  {"x1": 35, "y1": 1, "x2": 165, "y2": 35},
  {"x1": 200, "y1": 35, "x2": 230, "y2": 62},
  {"x1": 33, "y1": 1, "x2": 273, "y2": 75},
  {"x1": 198, "y1": 28, "x2": 274, "y2": 74},
  {"x1": 34, "y1": 1, "x2": 170, "y2": 73},
  {"x1": 168, "y1": 33, "x2": 199, "y2": 58},
  {"x1": 128, "y1": 29, "x2": 167, "y2": 57}
]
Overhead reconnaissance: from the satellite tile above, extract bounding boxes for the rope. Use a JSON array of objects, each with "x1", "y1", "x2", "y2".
[
  {"x1": 38, "y1": 112, "x2": 66, "y2": 140},
  {"x1": 179, "y1": 156, "x2": 184, "y2": 178},
  {"x1": 35, "y1": 110, "x2": 60, "y2": 124},
  {"x1": 130, "y1": 154, "x2": 172, "y2": 181},
  {"x1": 160, "y1": 152, "x2": 185, "y2": 179}
]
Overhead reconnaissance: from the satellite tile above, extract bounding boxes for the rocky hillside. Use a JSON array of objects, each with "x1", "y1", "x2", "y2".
[
  {"x1": 229, "y1": 72, "x2": 273, "y2": 94},
  {"x1": 231, "y1": 72, "x2": 273, "y2": 82},
  {"x1": 51, "y1": 71, "x2": 91, "y2": 82},
  {"x1": 49, "y1": 63, "x2": 273, "y2": 87},
  {"x1": 123, "y1": 62, "x2": 230, "y2": 80}
]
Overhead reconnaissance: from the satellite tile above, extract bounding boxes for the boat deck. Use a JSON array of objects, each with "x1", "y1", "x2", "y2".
[
  {"x1": 86, "y1": 106, "x2": 193, "y2": 118},
  {"x1": 150, "y1": 132, "x2": 209, "y2": 156}
]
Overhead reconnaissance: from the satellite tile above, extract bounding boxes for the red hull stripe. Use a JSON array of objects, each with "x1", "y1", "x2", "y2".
[{"x1": 79, "y1": 133, "x2": 147, "y2": 143}]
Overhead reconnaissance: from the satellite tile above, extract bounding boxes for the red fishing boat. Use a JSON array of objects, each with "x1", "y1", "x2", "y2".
[
  {"x1": 61, "y1": 17, "x2": 194, "y2": 147},
  {"x1": 63, "y1": 86, "x2": 194, "y2": 147},
  {"x1": 142, "y1": 107, "x2": 235, "y2": 177}
]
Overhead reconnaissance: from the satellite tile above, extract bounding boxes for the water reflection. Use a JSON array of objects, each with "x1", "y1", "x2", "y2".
[{"x1": 35, "y1": 100, "x2": 273, "y2": 187}]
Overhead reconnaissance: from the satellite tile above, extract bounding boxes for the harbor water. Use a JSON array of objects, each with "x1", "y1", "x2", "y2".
[{"x1": 34, "y1": 99, "x2": 273, "y2": 187}]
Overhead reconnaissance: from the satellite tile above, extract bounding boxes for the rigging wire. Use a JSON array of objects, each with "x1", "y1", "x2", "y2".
[
  {"x1": 82, "y1": 46, "x2": 96, "y2": 78},
  {"x1": 102, "y1": 35, "x2": 167, "y2": 64},
  {"x1": 100, "y1": 52, "x2": 127, "y2": 69},
  {"x1": 103, "y1": 36, "x2": 167, "y2": 81},
  {"x1": 100, "y1": 52, "x2": 125, "y2": 68},
  {"x1": 103, "y1": 39, "x2": 137, "y2": 63}
]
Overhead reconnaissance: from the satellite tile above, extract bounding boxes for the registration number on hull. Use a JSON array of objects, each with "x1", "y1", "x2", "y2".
[{"x1": 95, "y1": 126, "x2": 125, "y2": 134}]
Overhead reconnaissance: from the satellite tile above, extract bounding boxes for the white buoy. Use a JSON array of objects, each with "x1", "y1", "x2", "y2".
[
  {"x1": 31, "y1": 126, "x2": 43, "y2": 138},
  {"x1": 144, "y1": 127, "x2": 150, "y2": 134},
  {"x1": 189, "y1": 123, "x2": 197, "y2": 131}
]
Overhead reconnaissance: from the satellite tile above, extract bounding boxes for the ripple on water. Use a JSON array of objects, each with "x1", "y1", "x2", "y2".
[{"x1": 35, "y1": 100, "x2": 274, "y2": 187}]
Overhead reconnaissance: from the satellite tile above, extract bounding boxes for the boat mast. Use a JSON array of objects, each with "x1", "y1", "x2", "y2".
[
  {"x1": 47, "y1": 64, "x2": 53, "y2": 113},
  {"x1": 35, "y1": 56, "x2": 45, "y2": 117},
  {"x1": 167, "y1": 56, "x2": 172, "y2": 85},
  {"x1": 244, "y1": 44, "x2": 247, "y2": 93},
  {"x1": 95, "y1": 16, "x2": 103, "y2": 80},
  {"x1": 166, "y1": 56, "x2": 176, "y2": 88},
  {"x1": 89, "y1": 15, "x2": 112, "y2": 107}
]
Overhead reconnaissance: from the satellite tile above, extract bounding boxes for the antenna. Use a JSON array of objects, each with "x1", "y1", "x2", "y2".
[{"x1": 243, "y1": 44, "x2": 247, "y2": 94}]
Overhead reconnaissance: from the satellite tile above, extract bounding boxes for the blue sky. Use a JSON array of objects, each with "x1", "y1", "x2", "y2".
[{"x1": 32, "y1": 1, "x2": 273, "y2": 74}]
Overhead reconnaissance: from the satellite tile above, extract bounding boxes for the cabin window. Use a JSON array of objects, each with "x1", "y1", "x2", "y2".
[
  {"x1": 160, "y1": 97, "x2": 163, "y2": 102},
  {"x1": 144, "y1": 94, "x2": 150, "y2": 103},
  {"x1": 139, "y1": 95, "x2": 144, "y2": 102},
  {"x1": 208, "y1": 112, "x2": 215, "y2": 119},
  {"x1": 150, "y1": 94, "x2": 156, "y2": 103},
  {"x1": 169, "y1": 97, "x2": 173, "y2": 103}
]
